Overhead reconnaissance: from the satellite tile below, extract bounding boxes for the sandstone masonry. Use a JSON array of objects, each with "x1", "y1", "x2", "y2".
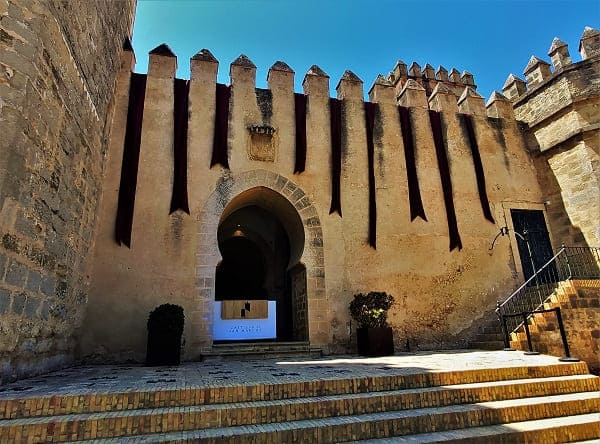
[
  {"x1": 0, "y1": 0, "x2": 135, "y2": 382},
  {"x1": 503, "y1": 28, "x2": 600, "y2": 248},
  {"x1": 0, "y1": 1, "x2": 598, "y2": 382}
]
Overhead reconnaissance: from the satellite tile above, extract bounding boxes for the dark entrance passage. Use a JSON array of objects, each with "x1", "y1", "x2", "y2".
[
  {"x1": 215, "y1": 187, "x2": 308, "y2": 343},
  {"x1": 511, "y1": 209, "x2": 556, "y2": 282},
  {"x1": 216, "y1": 236, "x2": 268, "y2": 301}
]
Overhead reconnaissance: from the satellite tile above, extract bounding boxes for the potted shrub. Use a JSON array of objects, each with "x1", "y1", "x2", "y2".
[
  {"x1": 146, "y1": 303, "x2": 185, "y2": 366},
  {"x1": 349, "y1": 292, "x2": 395, "y2": 357}
]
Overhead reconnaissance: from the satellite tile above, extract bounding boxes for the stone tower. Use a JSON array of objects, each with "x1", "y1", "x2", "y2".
[{"x1": 0, "y1": 1, "x2": 136, "y2": 382}]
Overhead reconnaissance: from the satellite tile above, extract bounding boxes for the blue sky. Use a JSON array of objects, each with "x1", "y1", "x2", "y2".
[{"x1": 132, "y1": 0, "x2": 598, "y2": 100}]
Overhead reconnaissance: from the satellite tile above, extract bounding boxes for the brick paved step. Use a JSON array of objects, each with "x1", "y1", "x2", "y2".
[
  {"x1": 211, "y1": 341, "x2": 310, "y2": 349},
  {"x1": 2, "y1": 362, "x2": 590, "y2": 420},
  {"x1": 203, "y1": 341, "x2": 324, "y2": 360},
  {"x1": 65, "y1": 393, "x2": 600, "y2": 444},
  {"x1": 343, "y1": 413, "x2": 600, "y2": 443},
  {"x1": 3, "y1": 375, "x2": 598, "y2": 442}
]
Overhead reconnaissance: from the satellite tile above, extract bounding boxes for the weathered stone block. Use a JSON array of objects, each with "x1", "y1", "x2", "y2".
[
  {"x1": 12, "y1": 292, "x2": 25, "y2": 315},
  {"x1": 0, "y1": 253, "x2": 7, "y2": 276},
  {"x1": 39, "y1": 300, "x2": 49, "y2": 320},
  {"x1": 0, "y1": 287, "x2": 10, "y2": 313},
  {"x1": 26, "y1": 269, "x2": 41, "y2": 292},
  {"x1": 23, "y1": 294, "x2": 38, "y2": 318},
  {"x1": 4, "y1": 260, "x2": 27, "y2": 287}
]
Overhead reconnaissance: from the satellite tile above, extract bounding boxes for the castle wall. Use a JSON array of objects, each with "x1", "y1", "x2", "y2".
[
  {"x1": 508, "y1": 47, "x2": 600, "y2": 249},
  {"x1": 0, "y1": 0, "x2": 135, "y2": 382},
  {"x1": 83, "y1": 47, "x2": 546, "y2": 361}
]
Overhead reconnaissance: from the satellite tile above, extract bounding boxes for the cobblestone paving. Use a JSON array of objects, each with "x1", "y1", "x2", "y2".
[{"x1": 0, "y1": 350, "x2": 574, "y2": 397}]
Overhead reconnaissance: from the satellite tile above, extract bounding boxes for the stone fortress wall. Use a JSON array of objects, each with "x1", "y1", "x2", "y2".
[
  {"x1": 0, "y1": 0, "x2": 136, "y2": 382},
  {"x1": 0, "y1": 0, "x2": 597, "y2": 382},
  {"x1": 83, "y1": 40, "x2": 548, "y2": 363},
  {"x1": 502, "y1": 27, "x2": 600, "y2": 250}
]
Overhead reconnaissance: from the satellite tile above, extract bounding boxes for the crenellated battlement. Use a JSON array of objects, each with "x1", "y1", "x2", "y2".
[
  {"x1": 502, "y1": 26, "x2": 599, "y2": 101},
  {"x1": 124, "y1": 43, "x2": 514, "y2": 122},
  {"x1": 387, "y1": 60, "x2": 477, "y2": 100},
  {"x1": 110, "y1": 40, "x2": 531, "y2": 252},
  {"x1": 113, "y1": 41, "x2": 523, "y2": 195}
]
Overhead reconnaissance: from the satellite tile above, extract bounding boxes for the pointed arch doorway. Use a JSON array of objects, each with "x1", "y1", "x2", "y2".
[
  {"x1": 213, "y1": 186, "x2": 308, "y2": 342},
  {"x1": 194, "y1": 170, "x2": 327, "y2": 355}
]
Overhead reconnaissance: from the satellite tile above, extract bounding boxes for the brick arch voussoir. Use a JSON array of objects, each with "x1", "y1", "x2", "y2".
[{"x1": 199, "y1": 170, "x2": 323, "y2": 256}]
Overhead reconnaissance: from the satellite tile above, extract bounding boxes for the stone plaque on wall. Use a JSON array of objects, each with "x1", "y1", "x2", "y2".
[{"x1": 247, "y1": 125, "x2": 277, "y2": 162}]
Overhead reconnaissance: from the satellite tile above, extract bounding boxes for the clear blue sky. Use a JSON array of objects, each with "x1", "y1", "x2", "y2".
[{"x1": 132, "y1": 0, "x2": 598, "y2": 100}]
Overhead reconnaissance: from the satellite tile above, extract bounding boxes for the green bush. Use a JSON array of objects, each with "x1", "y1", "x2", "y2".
[
  {"x1": 349, "y1": 292, "x2": 394, "y2": 328},
  {"x1": 147, "y1": 303, "x2": 185, "y2": 335},
  {"x1": 146, "y1": 304, "x2": 185, "y2": 366}
]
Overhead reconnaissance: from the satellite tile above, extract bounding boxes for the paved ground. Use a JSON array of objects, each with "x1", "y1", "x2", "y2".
[{"x1": 0, "y1": 350, "x2": 578, "y2": 398}]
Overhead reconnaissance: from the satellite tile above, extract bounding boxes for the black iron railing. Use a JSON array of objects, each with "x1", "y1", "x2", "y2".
[
  {"x1": 496, "y1": 245, "x2": 600, "y2": 335},
  {"x1": 499, "y1": 307, "x2": 579, "y2": 361}
]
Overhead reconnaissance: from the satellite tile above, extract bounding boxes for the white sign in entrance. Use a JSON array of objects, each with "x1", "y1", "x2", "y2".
[{"x1": 212, "y1": 301, "x2": 277, "y2": 340}]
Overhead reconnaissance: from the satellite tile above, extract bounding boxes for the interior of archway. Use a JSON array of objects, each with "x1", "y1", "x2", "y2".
[{"x1": 215, "y1": 186, "x2": 307, "y2": 343}]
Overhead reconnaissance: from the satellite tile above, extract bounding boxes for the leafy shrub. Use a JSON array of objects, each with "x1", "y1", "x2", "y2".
[
  {"x1": 146, "y1": 304, "x2": 185, "y2": 366},
  {"x1": 349, "y1": 292, "x2": 394, "y2": 328},
  {"x1": 147, "y1": 303, "x2": 185, "y2": 336}
]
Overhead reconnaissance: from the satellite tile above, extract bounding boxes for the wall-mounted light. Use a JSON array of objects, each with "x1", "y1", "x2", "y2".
[
  {"x1": 489, "y1": 226, "x2": 510, "y2": 250},
  {"x1": 232, "y1": 223, "x2": 244, "y2": 237}
]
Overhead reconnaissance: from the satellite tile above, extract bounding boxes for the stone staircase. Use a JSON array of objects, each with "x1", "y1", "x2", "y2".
[
  {"x1": 1, "y1": 361, "x2": 599, "y2": 443},
  {"x1": 203, "y1": 341, "x2": 323, "y2": 360},
  {"x1": 470, "y1": 279, "x2": 600, "y2": 356},
  {"x1": 509, "y1": 279, "x2": 600, "y2": 372},
  {"x1": 468, "y1": 317, "x2": 506, "y2": 351}
]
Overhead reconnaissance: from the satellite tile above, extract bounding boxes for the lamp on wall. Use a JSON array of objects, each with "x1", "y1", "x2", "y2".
[
  {"x1": 489, "y1": 226, "x2": 510, "y2": 250},
  {"x1": 232, "y1": 224, "x2": 245, "y2": 238}
]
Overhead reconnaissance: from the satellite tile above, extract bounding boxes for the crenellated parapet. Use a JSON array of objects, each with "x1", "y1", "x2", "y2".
[
  {"x1": 501, "y1": 27, "x2": 600, "y2": 252},
  {"x1": 457, "y1": 87, "x2": 485, "y2": 117},
  {"x1": 387, "y1": 59, "x2": 477, "y2": 100},
  {"x1": 112, "y1": 44, "x2": 524, "y2": 193},
  {"x1": 548, "y1": 37, "x2": 571, "y2": 71},
  {"x1": 579, "y1": 26, "x2": 600, "y2": 59},
  {"x1": 500, "y1": 26, "x2": 600, "y2": 102},
  {"x1": 523, "y1": 56, "x2": 552, "y2": 87},
  {"x1": 502, "y1": 74, "x2": 527, "y2": 101},
  {"x1": 109, "y1": 43, "x2": 529, "y2": 246}
]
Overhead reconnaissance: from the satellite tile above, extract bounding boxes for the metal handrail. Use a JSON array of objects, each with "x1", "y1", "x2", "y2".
[
  {"x1": 496, "y1": 245, "x2": 600, "y2": 336},
  {"x1": 499, "y1": 307, "x2": 579, "y2": 362},
  {"x1": 497, "y1": 246, "x2": 567, "y2": 312}
]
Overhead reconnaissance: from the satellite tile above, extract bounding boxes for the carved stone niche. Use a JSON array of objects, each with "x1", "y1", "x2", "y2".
[{"x1": 247, "y1": 125, "x2": 277, "y2": 162}]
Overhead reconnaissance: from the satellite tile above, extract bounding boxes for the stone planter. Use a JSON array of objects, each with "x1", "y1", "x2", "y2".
[
  {"x1": 146, "y1": 331, "x2": 182, "y2": 366},
  {"x1": 356, "y1": 326, "x2": 394, "y2": 357}
]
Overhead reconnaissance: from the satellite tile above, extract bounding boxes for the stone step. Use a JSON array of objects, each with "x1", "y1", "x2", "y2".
[
  {"x1": 481, "y1": 325, "x2": 503, "y2": 334},
  {"x1": 468, "y1": 341, "x2": 505, "y2": 350},
  {"x1": 63, "y1": 392, "x2": 600, "y2": 444},
  {"x1": 3, "y1": 375, "x2": 597, "y2": 442},
  {"x1": 470, "y1": 333, "x2": 504, "y2": 342},
  {"x1": 202, "y1": 341, "x2": 323, "y2": 360},
  {"x1": 210, "y1": 341, "x2": 310, "y2": 351},
  {"x1": 343, "y1": 413, "x2": 600, "y2": 443},
  {"x1": 3, "y1": 362, "x2": 589, "y2": 420}
]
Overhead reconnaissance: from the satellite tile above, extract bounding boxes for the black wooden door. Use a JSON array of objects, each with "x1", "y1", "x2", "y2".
[{"x1": 511, "y1": 209, "x2": 556, "y2": 282}]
